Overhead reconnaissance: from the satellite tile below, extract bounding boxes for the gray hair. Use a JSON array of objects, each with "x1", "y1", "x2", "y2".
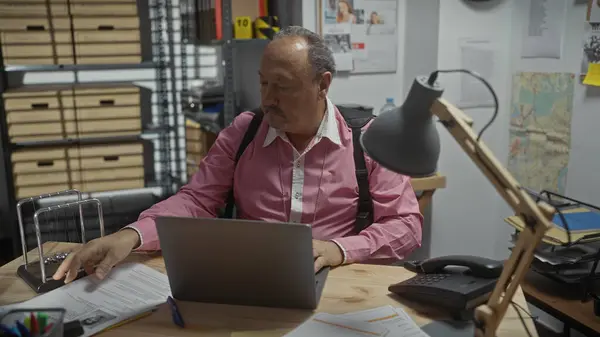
[{"x1": 273, "y1": 26, "x2": 336, "y2": 76}]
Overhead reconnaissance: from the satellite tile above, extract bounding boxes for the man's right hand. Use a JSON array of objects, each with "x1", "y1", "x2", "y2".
[{"x1": 52, "y1": 228, "x2": 141, "y2": 283}]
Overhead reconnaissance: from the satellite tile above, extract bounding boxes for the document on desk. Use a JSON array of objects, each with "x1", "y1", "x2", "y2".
[
  {"x1": 284, "y1": 312, "x2": 390, "y2": 337},
  {"x1": 0, "y1": 262, "x2": 171, "y2": 337},
  {"x1": 338, "y1": 305, "x2": 430, "y2": 337},
  {"x1": 284, "y1": 306, "x2": 430, "y2": 337}
]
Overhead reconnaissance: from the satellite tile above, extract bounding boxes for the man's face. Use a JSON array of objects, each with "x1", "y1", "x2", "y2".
[{"x1": 259, "y1": 37, "x2": 331, "y2": 134}]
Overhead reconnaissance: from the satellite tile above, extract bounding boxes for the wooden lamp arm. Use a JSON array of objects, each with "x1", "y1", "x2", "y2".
[{"x1": 430, "y1": 98, "x2": 556, "y2": 337}]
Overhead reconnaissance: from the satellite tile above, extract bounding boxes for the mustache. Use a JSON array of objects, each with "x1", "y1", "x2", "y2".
[{"x1": 263, "y1": 106, "x2": 283, "y2": 115}]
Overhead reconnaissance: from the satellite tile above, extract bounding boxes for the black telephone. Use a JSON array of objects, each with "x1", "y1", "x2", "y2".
[{"x1": 389, "y1": 255, "x2": 503, "y2": 316}]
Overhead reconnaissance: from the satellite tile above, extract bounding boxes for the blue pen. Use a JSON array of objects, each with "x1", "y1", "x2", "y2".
[
  {"x1": 15, "y1": 321, "x2": 29, "y2": 337},
  {"x1": 0, "y1": 324, "x2": 17, "y2": 337},
  {"x1": 167, "y1": 296, "x2": 185, "y2": 328}
]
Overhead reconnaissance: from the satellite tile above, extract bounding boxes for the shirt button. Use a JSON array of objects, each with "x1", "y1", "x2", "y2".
[
  {"x1": 296, "y1": 162, "x2": 300, "y2": 168},
  {"x1": 294, "y1": 192, "x2": 301, "y2": 199}
]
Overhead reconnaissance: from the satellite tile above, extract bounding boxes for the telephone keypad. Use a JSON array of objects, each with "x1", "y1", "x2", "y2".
[{"x1": 406, "y1": 273, "x2": 450, "y2": 285}]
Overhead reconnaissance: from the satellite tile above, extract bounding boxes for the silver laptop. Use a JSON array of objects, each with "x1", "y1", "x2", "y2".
[{"x1": 155, "y1": 216, "x2": 329, "y2": 310}]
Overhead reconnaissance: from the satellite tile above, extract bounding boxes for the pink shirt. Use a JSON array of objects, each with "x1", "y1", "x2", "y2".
[{"x1": 128, "y1": 99, "x2": 423, "y2": 264}]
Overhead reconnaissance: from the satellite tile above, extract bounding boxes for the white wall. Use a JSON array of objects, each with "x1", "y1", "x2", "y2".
[
  {"x1": 420, "y1": 0, "x2": 599, "y2": 335},
  {"x1": 434, "y1": 0, "x2": 600, "y2": 260},
  {"x1": 510, "y1": 1, "x2": 599, "y2": 335},
  {"x1": 433, "y1": 0, "x2": 516, "y2": 260},
  {"x1": 302, "y1": 0, "x2": 407, "y2": 113}
]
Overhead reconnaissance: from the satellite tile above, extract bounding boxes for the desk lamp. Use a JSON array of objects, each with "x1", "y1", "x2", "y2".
[{"x1": 360, "y1": 71, "x2": 556, "y2": 337}]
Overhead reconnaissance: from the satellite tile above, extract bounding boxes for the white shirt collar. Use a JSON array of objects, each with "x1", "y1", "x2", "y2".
[{"x1": 263, "y1": 97, "x2": 341, "y2": 147}]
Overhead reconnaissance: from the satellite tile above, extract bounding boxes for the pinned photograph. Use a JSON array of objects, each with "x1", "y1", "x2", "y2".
[
  {"x1": 324, "y1": 34, "x2": 352, "y2": 53},
  {"x1": 323, "y1": 0, "x2": 338, "y2": 24},
  {"x1": 337, "y1": 0, "x2": 356, "y2": 24},
  {"x1": 79, "y1": 310, "x2": 117, "y2": 329},
  {"x1": 354, "y1": 9, "x2": 365, "y2": 24}
]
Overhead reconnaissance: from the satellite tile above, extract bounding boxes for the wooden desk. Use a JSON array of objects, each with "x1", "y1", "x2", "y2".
[
  {"x1": 411, "y1": 173, "x2": 446, "y2": 213},
  {"x1": 522, "y1": 271, "x2": 600, "y2": 337},
  {"x1": 1, "y1": 242, "x2": 537, "y2": 337}
]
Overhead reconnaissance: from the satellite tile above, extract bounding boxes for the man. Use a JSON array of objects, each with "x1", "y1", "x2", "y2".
[{"x1": 53, "y1": 26, "x2": 423, "y2": 284}]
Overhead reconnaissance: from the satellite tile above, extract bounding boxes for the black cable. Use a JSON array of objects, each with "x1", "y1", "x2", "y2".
[
  {"x1": 511, "y1": 302, "x2": 534, "y2": 337},
  {"x1": 511, "y1": 300, "x2": 537, "y2": 320},
  {"x1": 553, "y1": 207, "x2": 572, "y2": 245},
  {"x1": 426, "y1": 69, "x2": 498, "y2": 143}
]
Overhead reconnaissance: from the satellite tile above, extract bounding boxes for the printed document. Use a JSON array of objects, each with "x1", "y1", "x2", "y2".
[
  {"x1": 283, "y1": 305, "x2": 430, "y2": 337},
  {"x1": 339, "y1": 305, "x2": 430, "y2": 337},
  {"x1": 0, "y1": 263, "x2": 171, "y2": 337},
  {"x1": 284, "y1": 312, "x2": 390, "y2": 337},
  {"x1": 458, "y1": 38, "x2": 498, "y2": 109},
  {"x1": 521, "y1": 0, "x2": 567, "y2": 59}
]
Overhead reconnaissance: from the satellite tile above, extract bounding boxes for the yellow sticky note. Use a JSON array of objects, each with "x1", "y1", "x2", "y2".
[{"x1": 583, "y1": 63, "x2": 600, "y2": 86}]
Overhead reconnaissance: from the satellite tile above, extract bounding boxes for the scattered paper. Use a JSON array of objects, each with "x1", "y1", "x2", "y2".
[
  {"x1": 323, "y1": 24, "x2": 354, "y2": 72},
  {"x1": 319, "y1": 0, "x2": 399, "y2": 74},
  {"x1": 0, "y1": 263, "x2": 171, "y2": 337},
  {"x1": 521, "y1": 0, "x2": 567, "y2": 59},
  {"x1": 284, "y1": 306, "x2": 429, "y2": 337},
  {"x1": 458, "y1": 38, "x2": 497, "y2": 108},
  {"x1": 284, "y1": 312, "x2": 389, "y2": 337},
  {"x1": 338, "y1": 305, "x2": 430, "y2": 337}
]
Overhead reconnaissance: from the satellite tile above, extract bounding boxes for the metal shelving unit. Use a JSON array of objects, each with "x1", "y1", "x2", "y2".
[
  {"x1": 0, "y1": 40, "x2": 18, "y2": 261},
  {"x1": 152, "y1": 0, "x2": 180, "y2": 195},
  {"x1": 221, "y1": 0, "x2": 236, "y2": 127},
  {"x1": 4, "y1": 62, "x2": 159, "y2": 73},
  {"x1": 12, "y1": 135, "x2": 149, "y2": 150},
  {"x1": 0, "y1": 0, "x2": 183, "y2": 260}
]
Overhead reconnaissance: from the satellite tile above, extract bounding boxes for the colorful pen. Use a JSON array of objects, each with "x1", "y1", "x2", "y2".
[
  {"x1": 15, "y1": 321, "x2": 29, "y2": 337},
  {"x1": 0, "y1": 324, "x2": 17, "y2": 337},
  {"x1": 28, "y1": 314, "x2": 37, "y2": 336},
  {"x1": 23, "y1": 316, "x2": 30, "y2": 331},
  {"x1": 0, "y1": 312, "x2": 53, "y2": 337},
  {"x1": 43, "y1": 323, "x2": 54, "y2": 334},
  {"x1": 167, "y1": 296, "x2": 185, "y2": 328},
  {"x1": 37, "y1": 313, "x2": 47, "y2": 334}
]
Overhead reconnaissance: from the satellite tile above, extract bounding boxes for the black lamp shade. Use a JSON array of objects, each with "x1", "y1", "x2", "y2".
[{"x1": 360, "y1": 76, "x2": 445, "y2": 177}]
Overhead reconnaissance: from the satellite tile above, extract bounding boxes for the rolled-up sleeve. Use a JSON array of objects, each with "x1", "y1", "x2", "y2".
[
  {"x1": 332, "y1": 154, "x2": 423, "y2": 264},
  {"x1": 123, "y1": 112, "x2": 254, "y2": 251}
]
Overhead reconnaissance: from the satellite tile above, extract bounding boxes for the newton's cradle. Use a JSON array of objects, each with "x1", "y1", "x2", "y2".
[{"x1": 16, "y1": 189, "x2": 105, "y2": 293}]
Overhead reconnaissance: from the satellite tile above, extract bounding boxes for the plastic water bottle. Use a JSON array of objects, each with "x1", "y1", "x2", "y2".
[{"x1": 378, "y1": 98, "x2": 396, "y2": 116}]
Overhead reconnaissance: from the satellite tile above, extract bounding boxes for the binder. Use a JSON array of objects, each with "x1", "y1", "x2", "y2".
[
  {"x1": 505, "y1": 189, "x2": 600, "y2": 246},
  {"x1": 195, "y1": 0, "x2": 218, "y2": 43}
]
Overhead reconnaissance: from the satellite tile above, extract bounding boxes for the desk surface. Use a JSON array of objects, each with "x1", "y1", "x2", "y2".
[
  {"x1": 1, "y1": 242, "x2": 536, "y2": 337},
  {"x1": 522, "y1": 271, "x2": 600, "y2": 335}
]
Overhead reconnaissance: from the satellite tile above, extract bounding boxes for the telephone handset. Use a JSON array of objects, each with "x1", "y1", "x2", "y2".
[
  {"x1": 403, "y1": 255, "x2": 503, "y2": 278},
  {"x1": 389, "y1": 255, "x2": 504, "y2": 315}
]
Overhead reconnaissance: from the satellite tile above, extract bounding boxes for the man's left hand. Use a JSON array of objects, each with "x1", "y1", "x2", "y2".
[{"x1": 313, "y1": 240, "x2": 343, "y2": 273}]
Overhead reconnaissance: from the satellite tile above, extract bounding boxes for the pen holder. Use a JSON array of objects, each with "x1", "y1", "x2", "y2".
[
  {"x1": 16, "y1": 190, "x2": 105, "y2": 293},
  {"x1": 0, "y1": 308, "x2": 65, "y2": 337}
]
